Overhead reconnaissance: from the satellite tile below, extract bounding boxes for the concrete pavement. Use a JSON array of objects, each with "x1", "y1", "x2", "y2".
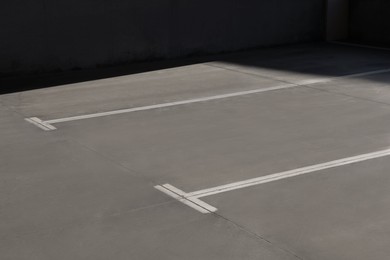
[{"x1": 2, "y1": 43, "x2": 390, "y2": 259}]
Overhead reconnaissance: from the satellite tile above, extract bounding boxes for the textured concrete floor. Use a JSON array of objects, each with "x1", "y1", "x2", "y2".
[{"x1": 1, "y1": 43, "x2": 390, "y2": 259}]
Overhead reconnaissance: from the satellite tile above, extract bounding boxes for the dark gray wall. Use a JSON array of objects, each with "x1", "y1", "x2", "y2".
[
  {"x1": 1, "y1": 0, "x2": 325, "y2": 75},
  {"x1": 326, "y1": 0, "x2": 349, "y2": 41},
  {"x1": 350, "y1": 0, "x2": 390, "y2": 45}
]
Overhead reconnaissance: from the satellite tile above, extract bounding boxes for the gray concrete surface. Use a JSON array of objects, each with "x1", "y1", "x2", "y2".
[
  {"x1": 53, "y1": 86, "x2": 390, "y2": 191},
  {"x1": 205, "y1": 157, "x2": 390, "y2": 259},
  {"x1": 0, "y1": 103, "x2": 296, "y2": 260},
  {"x1": 2, "y1": 43, "x2": 390, "y2": 259},
  {"x1": 0, "y1": 0, "x2": 324, "y2": 75}
]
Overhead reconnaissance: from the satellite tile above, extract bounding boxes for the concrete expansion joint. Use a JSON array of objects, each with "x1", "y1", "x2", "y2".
[
  {"x1": 213, "y1": 212, "x2": 305, "y2": 260},
  {"x1": 154, "y1": 184, "x2": 218, "y2": 214}
]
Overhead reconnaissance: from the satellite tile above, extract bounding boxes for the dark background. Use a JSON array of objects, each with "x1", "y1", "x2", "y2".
[
  {"x1": 349, "y1": 0, "x2": 390, "y2": 46},
  {"x1": 0, "y1": 0, "x2": 325, "y2": 76}
]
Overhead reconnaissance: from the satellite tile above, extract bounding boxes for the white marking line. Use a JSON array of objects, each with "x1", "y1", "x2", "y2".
[
  {"x1": 24, "y1": 117, "x2": 57, "y2": 131},
  {"x1": 25, "y1": 67, "x2": 390, "y2": 131},
  {"x1": 45, "y1": 83, "x2": 294, "y2": 123},
  {"x1": 156, "y1": 147, "x2": 390, "y2": 213},
  {"x1": 155, "y1": 184, "x2": 217, "y2": 214}
]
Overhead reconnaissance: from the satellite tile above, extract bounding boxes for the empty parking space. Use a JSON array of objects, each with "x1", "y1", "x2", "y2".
[
  {"x1": 2, "y1": 43, "x2": 390, "y2": 259},
  {"x1": 55, "y1": 86, "x2": 390, "y2": 192},
  {"x1": 204, "y1": 157, "x2": 390, "y2": 259}
]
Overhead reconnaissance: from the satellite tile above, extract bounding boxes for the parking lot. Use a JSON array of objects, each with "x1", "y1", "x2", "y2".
[{"x1": 2, "y1": 43, "x2": 390, "y2": 259}]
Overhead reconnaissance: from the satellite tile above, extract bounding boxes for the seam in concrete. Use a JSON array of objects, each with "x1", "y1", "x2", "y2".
[
  {"x1": 155, "y1": 184, "x2": 217, "y2": 214},
  {"x1": 303, "y1": 83, "x2": 390, "y2": 108},
  {"x1": 64, "y1": 136, "x2": 144, "y2": 179},
  {"x1": 211, "y1": 212, "x2": 304, "y2": 260}
]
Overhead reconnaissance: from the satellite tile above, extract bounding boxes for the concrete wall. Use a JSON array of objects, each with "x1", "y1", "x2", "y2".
[
  {"x1": 1, "y1": 0, "x2": 325, "y2": 75},
  {"x1": 326, "y1": 0, "x2": 349, "y2": 41},
  {"x1": 350, "y1": 0, "x2": 390, "y2": 45}
]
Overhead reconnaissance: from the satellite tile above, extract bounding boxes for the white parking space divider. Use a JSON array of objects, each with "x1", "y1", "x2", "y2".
[
  {"x1": 25, "y1": 68, "x2": 390, "y2": 131},
  {"x1": 156, "y1": 147, "x2": 390, "y2": 213}
]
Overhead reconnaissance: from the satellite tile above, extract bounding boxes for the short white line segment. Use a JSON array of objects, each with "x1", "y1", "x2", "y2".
[
  {"x1": 25, "y1": 117, "x2": 57, "y2": 131},
  {"x1": 155, "y1": 147, "x2": 390, "y2": 213},
  {"x1": 155, "y1": 184, "x2": 217, "y2": 214},
  {"x1": 25, "y1": 68, "x2": 390, "y2": 131}
]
